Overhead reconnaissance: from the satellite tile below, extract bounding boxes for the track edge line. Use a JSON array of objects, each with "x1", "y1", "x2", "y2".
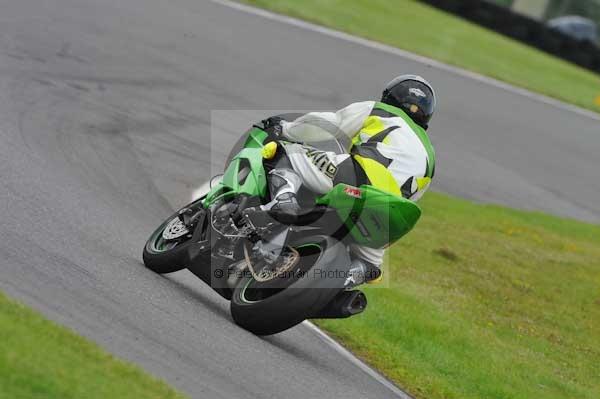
[
  {"x1": 209, "y1": 0, "x2": 600, "y2": 122},
  {"x1": 303, "y1": 321, "x2": 414, "y2": 399}
]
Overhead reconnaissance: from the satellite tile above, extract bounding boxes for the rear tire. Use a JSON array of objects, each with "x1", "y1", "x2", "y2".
[{"x1": 230, "y1": 235, "x2": 351, "y2": 335}]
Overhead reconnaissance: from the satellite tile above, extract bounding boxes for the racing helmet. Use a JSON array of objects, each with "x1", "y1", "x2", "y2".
[{"x1": 381, "y1": 75, "x2": 436, "y2": 130}]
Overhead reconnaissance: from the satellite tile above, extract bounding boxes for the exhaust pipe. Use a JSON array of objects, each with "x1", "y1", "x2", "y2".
[{"x1": 312, "y1": 290, "x2": 367, "y2": 319}]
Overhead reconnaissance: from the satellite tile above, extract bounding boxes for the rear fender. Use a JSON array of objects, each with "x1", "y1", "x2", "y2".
[{"x1": 316, "y1": 184, "x2": 421, "y2": 248}]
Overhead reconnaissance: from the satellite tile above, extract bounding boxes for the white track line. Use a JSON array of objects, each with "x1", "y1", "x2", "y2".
[
  {"x1": 209, "y1": 0, "x2": 600, "y2": 122},
  {"x1": 303, "y1": 321, "x2": 413, "y2": 399},
  {"x1": 191, "y1": 180, "x2": 212, "y2": 201}
]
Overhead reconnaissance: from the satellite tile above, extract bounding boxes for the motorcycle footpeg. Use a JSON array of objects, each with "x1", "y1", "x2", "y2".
[{"x1": 312, "y1": 290, "x2": 367, "y2": 319}]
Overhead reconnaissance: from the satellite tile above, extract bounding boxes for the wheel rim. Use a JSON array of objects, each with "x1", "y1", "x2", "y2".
[
  {"x1": 239, "y1": 244, "x2": 322, "y2": 304},
  {"x1": 152, "y1": 228, "x2": 181, "y2": 253},
  {"x1": 149, "y1": 198, "x2": 205, "y2": 254}
]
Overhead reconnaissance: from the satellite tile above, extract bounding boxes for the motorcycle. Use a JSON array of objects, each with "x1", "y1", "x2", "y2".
[{"x1": 142, "y1": 117, "x2": 421, "y2": 335}]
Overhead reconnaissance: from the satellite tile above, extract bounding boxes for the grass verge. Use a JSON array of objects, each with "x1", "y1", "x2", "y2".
[
  {"x1": 242, "y1": 0, "x2": 600, "y2": 113},
  {"x1": 0, "y1": 292, "x2": 187, "y2": 399},
  {"x1": 316, "y1": 191, "x2": 600, "y2": 399}
]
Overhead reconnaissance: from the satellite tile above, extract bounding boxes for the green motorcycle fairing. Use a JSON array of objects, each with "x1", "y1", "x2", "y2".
[
  {"x1": 203, "y1": 128, "x2": 269, "y2": 207},
  {"x1": 203, "y1": 127, "x2": 422, "y2": 248},
  {"x1": 316, "y1": 184, "x2": 421, "y2": 248}
]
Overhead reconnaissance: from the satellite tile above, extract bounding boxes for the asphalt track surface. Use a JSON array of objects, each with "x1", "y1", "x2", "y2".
[{"x1": 1, "y1": 0, "x2": 599, "y2": 398}]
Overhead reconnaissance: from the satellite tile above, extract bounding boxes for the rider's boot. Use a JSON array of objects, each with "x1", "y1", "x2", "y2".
[{"x1": 261, "y1": 168, "x2": 302, "y2": 215}]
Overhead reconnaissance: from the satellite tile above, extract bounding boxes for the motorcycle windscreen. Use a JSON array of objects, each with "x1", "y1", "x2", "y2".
[
  {"x1": 204, "y1": 128, "x2": 269, "y2": 207},
  {"x1": 316, "y1": 184, "x2": 421, "y2": 248}
]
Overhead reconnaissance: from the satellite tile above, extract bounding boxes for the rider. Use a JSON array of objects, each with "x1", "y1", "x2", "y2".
[{"x1": 256, "y1": 75, "x2": 436, "y2": 285}]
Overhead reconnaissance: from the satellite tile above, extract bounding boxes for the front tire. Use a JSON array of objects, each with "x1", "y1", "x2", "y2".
[
  {"x1": 143, "y1": 199, "x2": 204, "y2": 274},
  {"x1": 230, "y1": 235, "x2": 351, "y2": 335}
]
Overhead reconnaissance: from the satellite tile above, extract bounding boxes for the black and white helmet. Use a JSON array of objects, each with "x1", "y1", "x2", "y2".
[{"x1": 381, "y1": 75, "x2": 436, "y2": 130}]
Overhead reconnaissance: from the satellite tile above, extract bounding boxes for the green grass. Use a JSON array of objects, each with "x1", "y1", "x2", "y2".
[
  {"x1": 242, "y1": 0, "x2": 600, "y2": 113},
  {"x1": 315, "y1": 191, "x2": 600, "y2": 399},
  {"x1": 0, "y1": 292, "x2": 187, "y2": 399}
]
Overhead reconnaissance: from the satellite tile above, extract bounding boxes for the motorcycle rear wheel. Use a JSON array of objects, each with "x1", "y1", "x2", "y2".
[{"x1": 230, "y1": 235, "x2": 351, "y2": 335}]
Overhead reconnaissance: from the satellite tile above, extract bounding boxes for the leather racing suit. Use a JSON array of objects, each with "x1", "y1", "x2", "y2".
[{"x1": 263, "y1": 100, "x2": 436, "y2": 270}]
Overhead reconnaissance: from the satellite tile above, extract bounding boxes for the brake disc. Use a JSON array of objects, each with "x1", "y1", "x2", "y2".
[
  {"x1": 244, "y1": 245, "x2": 299, "y2": 283},
  {"x1": 162, "y1": 217, "x2": 190, "y2": 241}
]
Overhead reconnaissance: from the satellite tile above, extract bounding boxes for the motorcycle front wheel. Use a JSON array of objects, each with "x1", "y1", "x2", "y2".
[{"x1": 142, "y1": 198, "x2": 206, "y2": 274}]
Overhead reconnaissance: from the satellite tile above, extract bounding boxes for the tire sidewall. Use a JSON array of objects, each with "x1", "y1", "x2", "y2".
[
  {"x1": 230, "y1": 235, "x2": 351, "y2": 335},
  {"x1": 142, "y1": 198, "x2": 204, "y2": 274}
]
